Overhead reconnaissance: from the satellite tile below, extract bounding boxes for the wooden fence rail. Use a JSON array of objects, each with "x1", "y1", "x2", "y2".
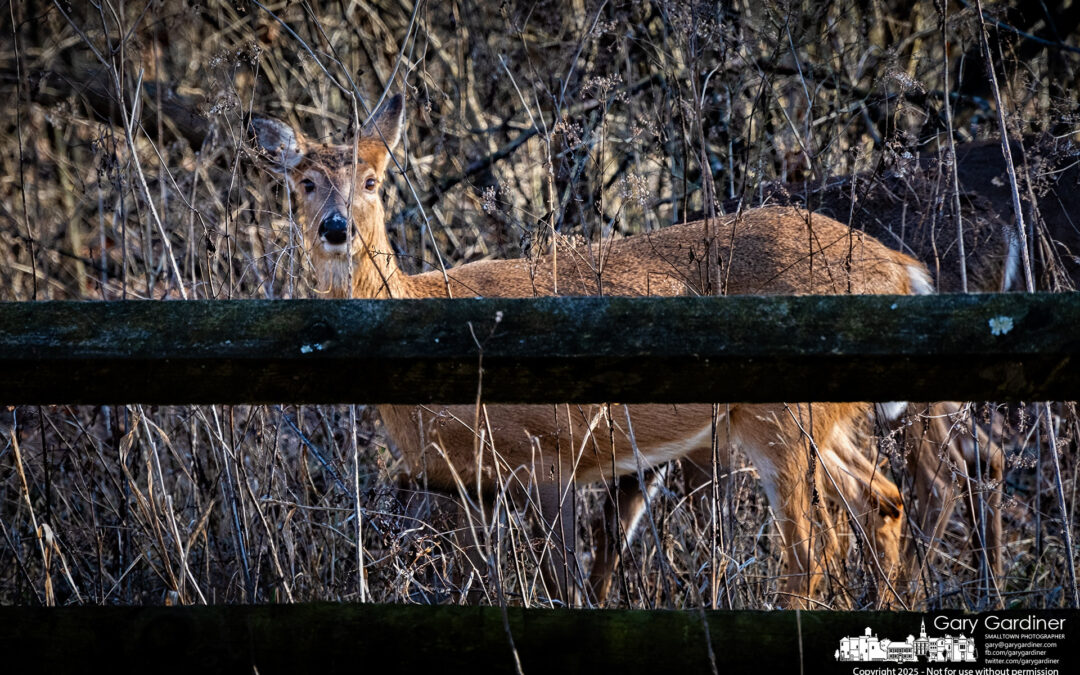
[
  {"x1": 1, "y1": 292, "x2": 1077, "y2": 405},
  {"x1": 2, "y1": 604, "x2": 1075, "y2": 675}
]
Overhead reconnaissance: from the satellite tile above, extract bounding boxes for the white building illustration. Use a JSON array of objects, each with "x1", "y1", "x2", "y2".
[{"x1": 835, "y1": 620, "x2": 977, "y2": 663}]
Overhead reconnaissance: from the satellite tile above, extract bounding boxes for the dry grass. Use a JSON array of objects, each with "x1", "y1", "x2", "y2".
[{"x1": 1, "y1": 0, "x2": 1078, "y2": 610}]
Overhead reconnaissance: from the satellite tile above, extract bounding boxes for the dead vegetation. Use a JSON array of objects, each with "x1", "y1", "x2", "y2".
[{"x1": 1, "y1": 0, "x2": 1079, "y2": 610}]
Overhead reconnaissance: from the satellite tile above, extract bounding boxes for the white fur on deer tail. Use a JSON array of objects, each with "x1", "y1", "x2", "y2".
[
  {"x1": 1001, "y1": 229, "x2": 1022, "y2": 292},
  {"x1": 874, "y1": 402, "x2": 909, "y2": 423},
  {"x1": 906, "y1": 264, "x2": 934, "y2": 295},
  {"x1": 869, "y1": 265, "x2": 931, "y2": 426}
]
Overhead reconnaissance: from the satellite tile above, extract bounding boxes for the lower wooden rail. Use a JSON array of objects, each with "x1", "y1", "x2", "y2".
[{"x1": 2, "y1": 604, "x2": 1075, "y2": 674}]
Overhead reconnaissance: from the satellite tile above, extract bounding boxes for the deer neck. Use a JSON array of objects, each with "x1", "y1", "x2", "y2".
[{"x1": 351, "y1": 231, "x2": 408, "y2": 299}]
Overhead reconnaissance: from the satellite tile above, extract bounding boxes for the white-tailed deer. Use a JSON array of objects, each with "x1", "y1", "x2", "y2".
[
  {"x1": 715, "y1": 140, "x2": 1080, "y2": 589},
  {"x1": 592, "y1": 139, "x2": 1044, "y2": 602},
  {"x1": 594, "y1": 137, "x2": 1074, "y2": 602},
  {"x1": 251, "y1": 94, "x2": 933, "y2": 608},
  {"x1": 50, "y1": 71, "x2": 1060, "y2": 601}
]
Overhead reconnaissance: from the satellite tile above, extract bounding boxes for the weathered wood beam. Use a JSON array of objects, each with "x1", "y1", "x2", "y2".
[
  {"x1": 1, "y1": 293, "x2": 1077, "y2": 405},
  {"x1": 6, "y1": 604, "x2": 1071, "y2": 675}
]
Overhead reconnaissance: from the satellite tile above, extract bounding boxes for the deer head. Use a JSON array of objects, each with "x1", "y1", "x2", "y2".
[{"x1": 251, "y1": 94, "x2": 405, "y2": 298}]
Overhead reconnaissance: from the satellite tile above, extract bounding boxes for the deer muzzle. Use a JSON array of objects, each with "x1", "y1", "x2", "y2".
[{"x1": 318, "y1": 212, "x2": 350, "y2": 247}]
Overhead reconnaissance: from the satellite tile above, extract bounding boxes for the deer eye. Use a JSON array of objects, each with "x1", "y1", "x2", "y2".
[
  {"x1": 300, "y1": 178, "x2": 316, "y2": 193},
  {"x1": 364, "y1": 177, "x2": 377, "y2": 191}
]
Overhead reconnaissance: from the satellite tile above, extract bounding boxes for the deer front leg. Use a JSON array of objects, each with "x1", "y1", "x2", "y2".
[{"x1": 587, "y1": 468, "x2": 670, "y2": 605}]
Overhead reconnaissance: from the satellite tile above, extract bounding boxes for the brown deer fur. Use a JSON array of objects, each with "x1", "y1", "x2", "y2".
[
  {"x1": 252, "y1": 95, "x2": 933, "y2": 608},
  {"x1": 730, "y1": 136, "x2": 1080, "y2": 293}
]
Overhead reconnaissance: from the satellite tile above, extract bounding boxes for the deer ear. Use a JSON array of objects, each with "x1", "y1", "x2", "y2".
[
  {"x1": 361, "y1": 94, "x2": 404, "y2": 151},
  {"x1": 250, "y1": 116, "x2": 305, "y2": 171}
]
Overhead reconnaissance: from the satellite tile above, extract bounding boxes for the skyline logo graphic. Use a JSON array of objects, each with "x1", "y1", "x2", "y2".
[{"x1": 836, "y1": 619, "x2": 977, "y2": 663}]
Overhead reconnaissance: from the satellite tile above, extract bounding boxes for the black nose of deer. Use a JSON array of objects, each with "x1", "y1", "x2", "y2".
[{"x1": 318, "y1": 213, "x2": 349, "y2": 245}]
